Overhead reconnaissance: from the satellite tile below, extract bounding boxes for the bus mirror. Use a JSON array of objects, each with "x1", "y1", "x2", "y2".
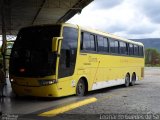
[{"x1": 52, "y1": 37, "x2": 63, "y2": 53}]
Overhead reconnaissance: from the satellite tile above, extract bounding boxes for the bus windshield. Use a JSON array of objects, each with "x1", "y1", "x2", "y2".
[{"x1": 10, "y1": 25, "x2": 61, "y2": 77}]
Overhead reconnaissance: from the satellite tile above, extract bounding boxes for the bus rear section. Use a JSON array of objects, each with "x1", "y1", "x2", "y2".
[{"x1": 76, "y1": 30, "x2": 144, "y2": 92}]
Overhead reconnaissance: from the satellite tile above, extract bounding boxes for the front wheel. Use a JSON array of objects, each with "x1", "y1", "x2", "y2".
[
  {"x1": 125, "y1": 74, "x2": 130, "y2": 87},
  {"x1": 76, "y1": 79, "x2": 86, "y2": 96}
]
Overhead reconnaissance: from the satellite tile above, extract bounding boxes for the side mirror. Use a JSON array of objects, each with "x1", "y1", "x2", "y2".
[{"x1": 52, "y1": 37, "x2": 63, "y2": 54}]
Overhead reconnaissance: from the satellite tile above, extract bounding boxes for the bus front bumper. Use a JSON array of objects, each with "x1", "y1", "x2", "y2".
[{"x1": 11, "y1": 83, "x2": 60, "y2": 97}]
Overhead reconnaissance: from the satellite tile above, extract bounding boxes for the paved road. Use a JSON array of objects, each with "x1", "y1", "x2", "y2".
[{"x1": 1, "y1": 67, "x2": 160, "y2": 120}]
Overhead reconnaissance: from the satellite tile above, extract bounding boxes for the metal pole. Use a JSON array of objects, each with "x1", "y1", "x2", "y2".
[{"x1": 1, "y1": 0, "x2": 7, "y2": 82}]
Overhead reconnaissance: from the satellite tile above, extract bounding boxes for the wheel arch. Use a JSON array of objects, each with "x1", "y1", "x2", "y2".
[
  {"x1": 126, "y1": 72, "x2": 130, "y2": 80},
  {"x1": 132, "y1": 72, "x2": 137, "y2": 81},
  {"x1": 132, "y1": 72, "x2": 136, "y2": 77}
]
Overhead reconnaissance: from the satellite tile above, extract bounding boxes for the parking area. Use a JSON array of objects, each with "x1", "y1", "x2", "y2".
[{"x1": 1, "y1": 67, "x2": 160, "y2": 120}]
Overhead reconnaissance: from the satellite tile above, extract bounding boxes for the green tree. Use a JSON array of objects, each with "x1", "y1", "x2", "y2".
[{"x1": 145, "y1": 48, "x2": 160, "y2": 66}]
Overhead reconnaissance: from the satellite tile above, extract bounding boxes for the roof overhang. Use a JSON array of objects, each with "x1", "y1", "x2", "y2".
[{"x1": 0, "y1": 0, "x2": 93, "y2": 35}]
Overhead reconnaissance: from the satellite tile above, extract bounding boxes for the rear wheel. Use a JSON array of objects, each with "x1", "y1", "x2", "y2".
[
  {"x1": 125, "y1": 74, "x2": 130, "y2": 87},
  {"x1": 76, "y1": 79, "x2": 86, "y2": 96},
  {"x1": 130, "y1": 73, "x2": 136, "y2": 86}
]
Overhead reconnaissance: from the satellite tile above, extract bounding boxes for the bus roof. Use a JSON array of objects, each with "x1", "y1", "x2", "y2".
[
  {"x1": 62, "y1": 23, "x2": 144, "y2": 46},
  {"x1": 20, "y1": 23, "x2": 143, "y2": 46}
]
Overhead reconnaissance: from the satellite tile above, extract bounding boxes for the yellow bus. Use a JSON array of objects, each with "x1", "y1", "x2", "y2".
[{"x1": 9, "y1": 23, "x2": 144, "y2": 97}]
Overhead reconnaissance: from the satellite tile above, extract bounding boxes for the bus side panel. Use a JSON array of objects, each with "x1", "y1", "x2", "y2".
[{"x1": 76, "y1": 52, "x2": 144, "y2": 91}]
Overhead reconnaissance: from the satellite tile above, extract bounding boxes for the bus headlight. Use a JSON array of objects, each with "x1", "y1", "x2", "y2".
[
  {"x1": 10, "y1": 79, "x2": 15, "y2": 83},
  {"x1": 38, "y1": 79, "x2": 57, "y2": 86}
]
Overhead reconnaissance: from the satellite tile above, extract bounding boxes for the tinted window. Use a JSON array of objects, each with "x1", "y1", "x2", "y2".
[
  {"x1": 115, "y1": 41, "x2": 119, "y2": 53},
  {"x1": 13, "y1": 25, "x2": 60, "y2": 51},
  {"x1": 109, "y1": 38, "x2": 119, "y2": 54},
  {"x1": 81, "y1": 32, "x2": 96, "y2": 51},
  {"x1": 104, "y1": 38, "x2": 109, "y2": 52},
  {"x1": 83, "y1": 33, "x2": 90, "y2": 50},
  {"x1": 139, "y1": 46, "x2": 144, "y2": 57},
  {"x1": 97, "y1": 36, "x2": 103, "y2": 52},
  {"x1": 58, "y1": 27, "x2": 78, "y2": 78},
  {"x1": 90, "y1": 35, "x2": 95, "y2": 51},
  {"x1": 109, "y1": 39, "x2": 114, "y2": 53},
  {"x1": 134, "y1": 45, "x2": 139, "y2": 56},
  {"x1": 97, "y1": 36, "x2": 109, "y2": 53},
  {"x1": 129, "y1": 44, "x2": 134, "y2": 55},
  {"x1": 10, "y1": 25, "x2": 61, "y2": 77},
  {"x1": 120, "y1": 41, "x2": 127, "y2": 55}
]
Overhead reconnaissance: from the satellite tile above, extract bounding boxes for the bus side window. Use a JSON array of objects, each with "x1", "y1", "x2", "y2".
[
  {"x1": 115, "y1": 41, "x2": 119, "y2": 54},
  {"x1": 82, "y1": 32, "x2": 89, "y2": 51},
  {"x1": 142, "y1": 46, "x2": 144, "y2": 57},
  {"x1": 80, "y1": 32, "x2": 83, "y2": 50},
  {"x1": 134, "y1": 45, "x2": 138, "y2": 56},
  {"x1": 97, "y1": 36, "x2": 104, "y2": 52},
  {"x1": 109, "y1": 38, "x2": 119, "y2": 54},
  {"x1": 58, "y1": 27, "x2": 78, "y2": 78},
  {"x1": 126, "y1": 43, "x2": 129, "y2": 55},
  {"x1": 120, "y1": 41, "x2": 128, "y2": 55},
  {"x1": 109, "y1": 38, "x2": 115, "y2": 53},
  {"x1": 81, "y1": 32, "x2": 96, "y2": 52},
  {"x1": 104, "y1": 37, "x2": 109, "y2": 53},
  {"x1": 90, "y1": 34, "x2": 96, "y2": 51},
  {"x1": 139, "y1": 46, "x2": 144, "y2": 57},
  {"x1": 129, "y1": 44, "x2": 134, "y2": 55},
  {"x1": 97, "y1": 36, "x2": 109, "y2": 53}
]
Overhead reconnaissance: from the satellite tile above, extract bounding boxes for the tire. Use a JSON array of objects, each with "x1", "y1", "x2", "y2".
[
  {"x1": 125, "y1": 74, "x2": 130, "y2": 87},
  {"x1": 76, "y1": 79, "x2": 86, "y2": 96},
  {"x1": 130, "y1": 73, "x2": 136, "y2": 86}
]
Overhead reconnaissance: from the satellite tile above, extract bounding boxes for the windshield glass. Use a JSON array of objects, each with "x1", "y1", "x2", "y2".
[{"x1": 10, "y1": 25, "x2": 61, "y2": 77}]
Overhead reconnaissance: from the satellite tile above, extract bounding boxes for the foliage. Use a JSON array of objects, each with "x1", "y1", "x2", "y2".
[{"x1": 145, "y1": 48, "x2": 160, "y2": 66}]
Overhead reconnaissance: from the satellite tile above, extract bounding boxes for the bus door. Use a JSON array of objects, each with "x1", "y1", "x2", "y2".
[{"x1": 57, "y1": 27, "x2": 78, "y2": 95}]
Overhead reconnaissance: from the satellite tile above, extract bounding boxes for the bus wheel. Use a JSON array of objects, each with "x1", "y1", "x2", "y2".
[
  {"x1": 130, "y1": 73, "x2": 136, "y2": 86},
  {"x1": 76, "y1": 79, "x2": 86, "y2": 96},
  {"x1": 125, "y1": 74, "x2": 130, "y2": 87}
]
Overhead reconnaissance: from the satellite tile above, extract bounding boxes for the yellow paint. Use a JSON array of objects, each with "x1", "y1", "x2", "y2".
[
  {"x1": 39, "y1": 97, "x2": 97, "y2": 117},
  {"x1": 10, "y1": 23, "x2": 145, "y2": 98}
]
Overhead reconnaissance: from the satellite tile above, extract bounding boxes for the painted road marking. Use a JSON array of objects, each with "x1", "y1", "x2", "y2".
[
  {"x1": 38, "y1": 87, "x2": 130, "y2": 117},
  {"x1": 39, "y1": 97, "x2": 97, "y2": 117}
]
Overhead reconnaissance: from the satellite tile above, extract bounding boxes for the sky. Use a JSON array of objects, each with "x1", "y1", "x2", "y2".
[
  {"x1": 0, "y1": 0, "x2": 160, "y2": 45},
  {"x1": 67, "y1": 0, "x2": 160, "y2": 39}
]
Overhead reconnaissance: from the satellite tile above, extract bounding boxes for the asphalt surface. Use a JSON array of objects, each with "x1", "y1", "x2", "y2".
[{"x1": 1, "y1": 67, "x2": 160, "y2": 120}]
